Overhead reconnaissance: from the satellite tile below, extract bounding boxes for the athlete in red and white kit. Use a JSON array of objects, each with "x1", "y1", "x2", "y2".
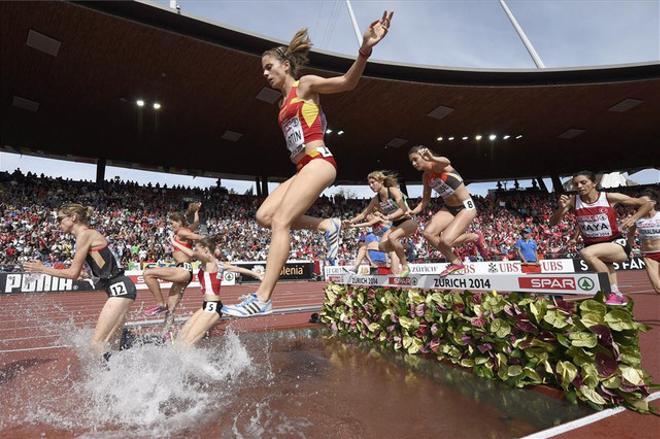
[
  {"x1": 171, "y1": 236, "x2": 262, "y2": 346},
  {"x1": 627, "y1": 188, "x2": 660, "y2": 294},
  {"x1": 550, "y1": 171, "x2": 652, "y2": 305}
]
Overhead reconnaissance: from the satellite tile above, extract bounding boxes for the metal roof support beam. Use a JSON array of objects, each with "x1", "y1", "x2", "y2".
[
  {"x1": 345, "y1": 0, "x2": 363, "y2": 49},
  {"x1": 551, "y1": 175, "x2": 563, "y2": 194},
  {"x1": 255, "y1": 176, "x2": 262, "y2": 197},
  {"x1": 96, "y1": 158, "x2": 106, "y2": 185},
  {"x1": 536, "y1": 177, "x2": 549, "y2": 193},
  {"x1": 499, "y1": 0, "x2": 546, "y2": 69}
]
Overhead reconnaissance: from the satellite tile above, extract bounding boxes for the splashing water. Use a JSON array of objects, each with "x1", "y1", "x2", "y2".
[{"x1": 6, "y1": 318, "x2": 254, "y2": 437}]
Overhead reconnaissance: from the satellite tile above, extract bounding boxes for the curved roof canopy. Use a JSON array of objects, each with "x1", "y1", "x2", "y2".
[{"x1": 2, "y1": 1, "x2": 659, "y2": 183}]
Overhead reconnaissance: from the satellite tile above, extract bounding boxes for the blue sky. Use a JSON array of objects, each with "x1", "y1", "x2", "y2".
[{"x1": 2, "y1": 1, "x2": 658, "y2": 196}]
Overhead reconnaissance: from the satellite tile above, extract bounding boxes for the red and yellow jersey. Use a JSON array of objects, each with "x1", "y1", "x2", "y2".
[{"x1": 278, "y1": 80, "x2": 327, "y2": 158}]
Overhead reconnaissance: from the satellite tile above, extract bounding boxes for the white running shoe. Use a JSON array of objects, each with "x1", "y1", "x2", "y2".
[
  {"x1": 325, "y1": 218, "x2": 341, "y2": 265},
  {"x1": 222, "y1": 293, "x2": 272, "y2": 317}
]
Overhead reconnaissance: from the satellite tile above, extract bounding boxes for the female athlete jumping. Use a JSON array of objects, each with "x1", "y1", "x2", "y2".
[
  {"x1": 143, "y1": 206, "x2": 204, "y2": 320},
  {"x1": 171, "y1": 237, "x2": 262, "y2": 346},
  {"x1": 407, "y1": 146, "x2": 488, "y2": 276},
  {"x1": 223, "y1": 11, "x2": 394, "y2": 317},
  {"x1": 24, "y1": 203, "x2": 137, "y2": 360},
  {"x1": 344, "y1": 171, "x2": 417, "y2": 276}
]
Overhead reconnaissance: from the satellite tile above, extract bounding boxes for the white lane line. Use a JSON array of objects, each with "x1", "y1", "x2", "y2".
[
  {"x1": 521, "y1": 391, "x2": 660, "y2": 439},
  {"x1": 0, "y1": 334, "x2": 59, "y2": 343},
  {"x1": 0, "y1": 344, "x2": 71, "y2": 353}
]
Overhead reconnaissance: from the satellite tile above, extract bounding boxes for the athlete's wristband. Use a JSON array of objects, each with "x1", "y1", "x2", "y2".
[{"x1": 358, "y1": 47, "x2": 372, "y2": 58}]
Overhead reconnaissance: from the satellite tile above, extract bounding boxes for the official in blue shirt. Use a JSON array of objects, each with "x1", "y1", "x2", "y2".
[{"x1": 515, "y1": 228, "x2": 538, "y2": 263}]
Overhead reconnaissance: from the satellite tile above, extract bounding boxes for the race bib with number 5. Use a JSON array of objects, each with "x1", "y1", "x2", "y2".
[{"x1": 204, "y1": 302, "x2": 218, "y2": 313}]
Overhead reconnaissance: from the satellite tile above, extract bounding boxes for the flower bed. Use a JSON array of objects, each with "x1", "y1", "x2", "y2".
[{"x1": 321, "y1": 284, "x2": 655, "y2": 413}]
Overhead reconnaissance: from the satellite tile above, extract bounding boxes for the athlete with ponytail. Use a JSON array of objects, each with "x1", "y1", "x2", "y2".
[
  {"x1": 170, "y1": 236, "x2": 262, "y2": 346},
  {"x1": 344, "y1": 171, "x2": 417, "y2": 276},
  {"x1": 223, "y1": 11, "x2": 394, "y2": 317},
  {"x1": 24, "y1": 203, "x2": 137, "y2": 361},
  {"x1": 407, "y1": 146, "x2": 489, "y2": 276},
  {"x1": 143, "y1": 205, "x2": 204, "y2": 319}
]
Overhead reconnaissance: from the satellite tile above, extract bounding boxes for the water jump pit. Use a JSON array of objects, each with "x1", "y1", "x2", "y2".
[
  {"x1": 1, "y1": 272, "x2": 657, "y2": 437},
  {"x1": 2, "y1": 325, "x2": 595, "y2": 438}
]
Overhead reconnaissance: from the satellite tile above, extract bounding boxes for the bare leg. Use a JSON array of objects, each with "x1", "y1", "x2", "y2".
[
  {"x1": 255, "y1": 160, "x2": 336, "y2": 302},
  {"x1": 177, "y1": 308, "x2": 221, "y2": 347},
  {"x1": 91, "y1": 297, "x2": 133, "y2": 357},
  {"x1": 643, "y1": 257, "x2": 660, "y2": 293},
  {"x1": 256, "y1": 177, "x2": 335, "y2": 233},
  {"x1": 143, "y1": 268, "x2": 166, "y2": 306},
  {"x1": 580, "y1": 243, "x2": 628, "y2": 296},
  {"x1": 451, "y1": 232, "x2": 479, "y2": 246},
  {"x1": 353, "y1": 244, "x2": 368, "y2": 268},
  {"x1": 378, "y1": 220, "x2": 418, "y2": 272}
]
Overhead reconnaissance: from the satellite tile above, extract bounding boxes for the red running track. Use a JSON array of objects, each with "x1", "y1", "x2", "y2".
[{"x1": 0, "y1": 273, "x2": 658, "y2": 438}]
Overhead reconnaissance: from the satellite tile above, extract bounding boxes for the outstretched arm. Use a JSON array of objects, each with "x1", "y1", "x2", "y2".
[
  {"x1": 301, "y1": 11, "x2": 393, "y2": 95},
  {"x1": 344, "y1": 198, "x2": 378, "y2": 226},
  {"x1": 411, "y1": 184, "x2": 431, "y2": 215},
  {"x1": 24, "y1": 231, "x2": 92, "y2": 279},
  {"x1": 219, "y1": 261, "x2": 263, "y2": 280},
  {"x1": 606, "y1": 193, "x2": 654, "y2": 229}
]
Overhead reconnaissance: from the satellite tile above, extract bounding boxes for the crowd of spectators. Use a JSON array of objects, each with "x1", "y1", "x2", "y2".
[{"x1": 1, "y1": 169, "x2": 654, "y2": 270}]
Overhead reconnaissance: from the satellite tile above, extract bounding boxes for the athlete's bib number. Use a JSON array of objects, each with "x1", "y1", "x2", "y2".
[
  {"x1": 282, "y1": 117, "x2": 305, "y2": 156},
  {"x1": 314, "y1": 146, "x2": 333, "y2": 158},
  {"x1": 204, "y1": 302, "x2": 219, "y2": 313},
  {"x1": 578, "y1": 215, "x2": 612, "y2": 238},
  {"x1": 109, "y1": 281, "x2": 128, "y2": 297},
  {"x1": 613, "y1": 238, "x2": 627, "y2": 247},
  {"x1": 181, "y1": 263, "x2": 192, "y2": 271},
  {"x1": 463, "y1": 198, "x2": 476, "y2": 210}
]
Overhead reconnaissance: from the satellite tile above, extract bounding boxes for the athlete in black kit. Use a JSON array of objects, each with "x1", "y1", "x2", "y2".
[{"x1": 25, "y1": 203, "x2": 136, "y2": 360}]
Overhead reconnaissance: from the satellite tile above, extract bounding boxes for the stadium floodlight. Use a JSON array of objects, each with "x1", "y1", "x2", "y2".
[
  {"x1": 136, "y1": 99, "x2": 145, "y2": 107},
  {"x1": 436, "y1": 137, "x2": 443, "y2": 141},
  {"x1": 516, "y1": 134, "x2": 523, "y2": 139},
  {"x1": 503, "y1": 135, "x2": 510, "y2": 139},
  {"x1": 489, "y1": 134, "x2": 497, "y2": 141},
  {"x1": 337, "y1": 130, "x2": 344, "y2": 135},
  {"x1": 153, "y1": 102, "x2": 161, "y2": 110},
  {"x1": 462, "y1": 136, "x2": 468, "y2": 140},
  {"x1": 475, "y1": 135, "x2": 482, "y2": 141},
  {"x1": 326, "y1": 129, "x2": 333, "y2": 134},
  {"x1": 448, "y1": 136, "x2": 455, "y2": 141}
]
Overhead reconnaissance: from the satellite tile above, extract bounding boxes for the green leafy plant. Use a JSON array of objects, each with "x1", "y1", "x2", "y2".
[{"x1": 321, "y1": 284, "x2": 655, "y2": 413}]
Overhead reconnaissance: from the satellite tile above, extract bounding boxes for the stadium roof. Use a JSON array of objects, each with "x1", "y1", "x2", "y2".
[{"x1": 2, "y1": 1, "x2": 659, "y2": 184}]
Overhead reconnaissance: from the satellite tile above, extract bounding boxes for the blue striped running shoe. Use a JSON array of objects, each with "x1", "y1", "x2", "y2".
[
  {"x1": 325, "y1": 218, "x2": 341, "y2": 265},
  {"x1": 222, "y1": 293, "x2": 272, "y2": 317}
]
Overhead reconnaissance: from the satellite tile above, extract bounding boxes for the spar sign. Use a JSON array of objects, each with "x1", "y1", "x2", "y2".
[{"x1": 517, "y1": 275, "x2": 597, "y2": 292}]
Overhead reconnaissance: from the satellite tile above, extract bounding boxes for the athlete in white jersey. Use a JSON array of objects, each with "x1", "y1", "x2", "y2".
[
  {"x1": 550, "y1": 171, "x2": 653, "y2": 305},
  {"x1": 627, "y1": 189, "x2": 660, "y2": 294}
]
